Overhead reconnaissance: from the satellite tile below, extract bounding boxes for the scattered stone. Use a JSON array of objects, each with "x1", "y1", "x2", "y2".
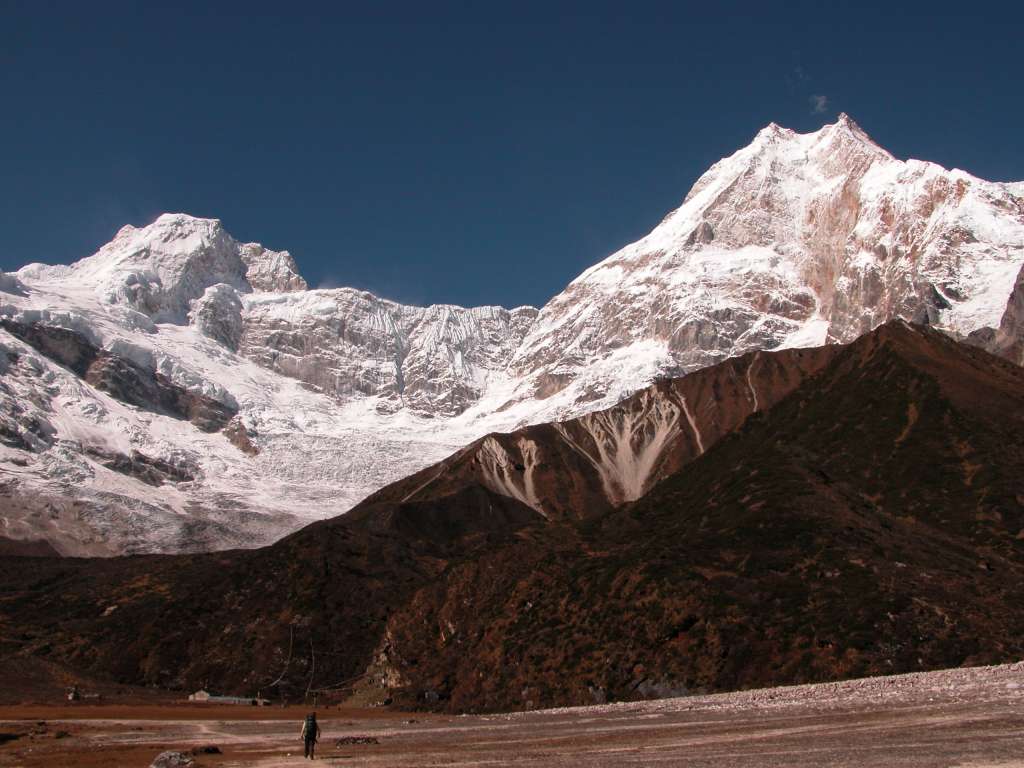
[
  {"x1": 149, "y1": 751, "x2": 195, "y2": 768},
  {"x1": 190, "y1": 745, "x2": 222, "y2": 755},
  {"x1": 336, "y1": 735, "x2": 380, "y2": 745}
]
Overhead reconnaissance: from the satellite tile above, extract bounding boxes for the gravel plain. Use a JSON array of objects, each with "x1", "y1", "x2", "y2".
[{"x1": 2, "y1": 663, "x2": 1023, "y2": 767}]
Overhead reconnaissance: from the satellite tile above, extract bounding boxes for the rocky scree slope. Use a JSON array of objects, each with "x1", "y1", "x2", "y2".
[
  {"x1": 2, "y1": 323, "x2": 1023, "y2": 712},
  {"x1": 2, "y1": 115, "x2": 1023, "y2": 555}
]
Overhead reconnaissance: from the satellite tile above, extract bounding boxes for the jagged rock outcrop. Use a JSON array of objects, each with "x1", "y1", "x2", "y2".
[
  {"x1": 149, "y1": 752, "x2": 194, "y2": 768},
  {"x1": 86, "y1": 447, "x2": 198, "y2": 486},
  {"x1": 0, "y1": 320, "x2": 236, "y2": 431},
  {"x1": 986, "y1": 263, "x2": 1024, "y2": 365},
  {"x1": 189, "y1": 283, "x2": 244, "y2": 350},
  {"x1": 239, "y1": 242, "x2": 307, "y2": 292},
  {"x1": 223, "y1": 416, "x2": 259, "y2": 456},
  {"x1": 240, "y1": 292, "x2": 537, "y2": 415}
]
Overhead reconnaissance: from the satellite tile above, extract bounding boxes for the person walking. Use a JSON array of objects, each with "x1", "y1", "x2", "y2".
[{"x1": 300, "y1": 711, "x2": 321, "y2": 759}]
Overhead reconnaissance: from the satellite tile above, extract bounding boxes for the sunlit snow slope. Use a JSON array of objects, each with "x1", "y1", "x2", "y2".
[
  {"x1": 2, "y1": 115, "x2": 1022, "y2": 554},
  {"x1": 0, "y1": 215, "x2": 535, "y2": 554},
  {"x1": 500, "y1": 114, "x2": 1024, "y2": 419}
]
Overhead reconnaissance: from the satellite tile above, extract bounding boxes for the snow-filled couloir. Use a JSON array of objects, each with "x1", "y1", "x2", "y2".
[{"x1": 2, "y1": 115, "x2": 1022, "y2": 554}]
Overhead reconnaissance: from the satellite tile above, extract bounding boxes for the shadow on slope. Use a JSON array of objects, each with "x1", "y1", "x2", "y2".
[
  {"x1": 1, "y1": 322, "x2": 1022, "y2": 712},
  {"x1": 0, "y1": 487, "x2": 541, "y2": 704},
  {"x1": 372, "y1": 322, "x2": 1024, "y2": 710}
]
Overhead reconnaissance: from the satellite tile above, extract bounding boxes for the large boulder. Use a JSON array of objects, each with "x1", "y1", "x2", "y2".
[{"x1": 149, "y1": 752, "x2": 194, "y2": 768}]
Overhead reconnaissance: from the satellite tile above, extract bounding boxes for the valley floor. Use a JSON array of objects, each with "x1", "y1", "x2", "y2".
[{"x1": 1, "y1": 663, "x2": 1023, "y2": 767}]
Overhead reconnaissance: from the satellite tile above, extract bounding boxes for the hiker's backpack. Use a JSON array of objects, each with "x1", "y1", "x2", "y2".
[{"x1": 305, "y1": 714, "x2": 316, "y2": 736}]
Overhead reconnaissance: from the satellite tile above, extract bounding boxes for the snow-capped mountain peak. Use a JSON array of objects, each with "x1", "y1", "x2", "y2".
[
  {"x1": 2, "y1": 115, "x2": 1022, "y2": 555},
  {"x1": 0, "y1": 214, "x2": 537, "y2": 553},
  {"x1": 502, "y1": 115, "x2": 1024, "y2": 422},
  {"x1": 19, "y1": 213, "x2": 307, "y2": 324}
]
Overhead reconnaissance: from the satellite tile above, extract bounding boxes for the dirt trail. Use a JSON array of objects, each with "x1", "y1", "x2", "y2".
[{"x1": 1, "y1": 663, "x2": 1023, "y2": 767}]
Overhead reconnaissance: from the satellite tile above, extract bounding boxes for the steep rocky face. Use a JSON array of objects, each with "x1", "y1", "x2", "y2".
[
  {"x1": 85, "y1": 447, "x2": 198, "y2": 487},
  {"x1": 988, "y1": 263, "x2": 1024, "y2": 365},
  {"x1": 504, "y1": 115, "x2": 1024, "y2": 419},
  {"x1": 0, "y1": 320, "x2": 237, "y2": 432},
  {"x1": 239, "y1": 291, "x2": 537, "y2": 416},
  {"x1": 239, "y1": 242, "x2": 308, "y2": 293},
  {"x1": 189, "y1": 283, "x2": 244, "y2": 350}
]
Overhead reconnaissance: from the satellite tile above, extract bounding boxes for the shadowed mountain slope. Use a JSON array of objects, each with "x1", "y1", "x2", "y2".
[
  {"x1": 0, "y1": 487, "x2": 542, "y2": 703},
  {"x1": 373, "y1": 322, "x2": 1024, "y2": 710},
  {"x1": 1, "y1": 322, "x2": 1022, "y2": 711},
  {"x1": 363, "y1": 344, "x2": 837, "y2": 519}
]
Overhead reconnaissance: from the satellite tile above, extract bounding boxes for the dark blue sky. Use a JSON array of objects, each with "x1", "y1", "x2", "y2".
[{"x1": 3, "y1": 1, "x2": 1022, "y2": 309}]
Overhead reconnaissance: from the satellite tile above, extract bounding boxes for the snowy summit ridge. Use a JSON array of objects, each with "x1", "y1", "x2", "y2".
[
  {"x1": 25, "y1": 213, "x2": 307, "y2": 323},
  {"x1": 503, "y1": 113, "x2": 1024, "y2": 417},
  {"x1": 1, "y1": 115, "x2": 1022, "y2": 555}
]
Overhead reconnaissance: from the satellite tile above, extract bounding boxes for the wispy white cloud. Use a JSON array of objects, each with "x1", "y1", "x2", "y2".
[{"x1": 810, "y1": 94, "x2": 829, "y2": 114}]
